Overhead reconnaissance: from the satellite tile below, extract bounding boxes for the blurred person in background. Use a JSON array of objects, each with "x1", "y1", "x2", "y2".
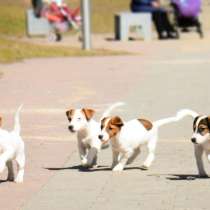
[{"x1": 131, "y1": 0, "x2": 178, "y2": 39}]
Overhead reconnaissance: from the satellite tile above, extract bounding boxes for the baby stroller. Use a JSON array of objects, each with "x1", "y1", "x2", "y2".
[
  {"x1": 32, "y1": 0, "x2": 81, "y2": 41},
  {"x1": 43, "y1": 1, "x2": 81, "y2": 41},
  {"x1": 171, "y1": 0, "x2": 203, "y2": 38}
]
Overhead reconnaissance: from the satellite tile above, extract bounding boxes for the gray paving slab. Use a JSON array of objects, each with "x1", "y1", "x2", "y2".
[{"x1": 23, "y1": 140, "x2": 210, "y2": 210}]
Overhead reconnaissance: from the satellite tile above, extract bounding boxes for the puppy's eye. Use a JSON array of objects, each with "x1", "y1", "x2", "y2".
[
  {"x1": 198, "y1": 127, "x2": 205, "y2": 133},
  {"x1": 68, "y1": 117, "x2": 72, "y2": 122},
  {"x1": 109, "y1": 127, "x2": 113, "y2": 131}
]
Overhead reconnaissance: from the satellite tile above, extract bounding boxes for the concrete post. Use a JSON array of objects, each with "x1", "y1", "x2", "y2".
[{"x1": 81, "y1": 0, "x2": 91, "y2": 50}]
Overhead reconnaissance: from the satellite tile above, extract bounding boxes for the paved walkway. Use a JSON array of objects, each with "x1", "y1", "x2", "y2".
[{"x1": 0, "y1": 35, "x2": 210, "y2": 210}]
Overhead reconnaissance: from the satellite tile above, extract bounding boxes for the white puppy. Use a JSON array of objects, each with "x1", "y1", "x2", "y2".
[
  {"x1": 177, "y1": 109, "x2": 210, "y2": 177},
  {"x1": 99, "y1": 111, "x2": 187, "y2": 172},
  {"x1": 0, "y1": 105, "x2": 25, "y2": 183},
  {"x1": 66, "y1": 102, "x2": 124, "y2": 167}
]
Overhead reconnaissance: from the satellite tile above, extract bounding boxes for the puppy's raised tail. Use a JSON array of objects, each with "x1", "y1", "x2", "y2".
[
  {"x1": 176, "y1": 109, "x2": 199, "y2": 119},
  {"x1": 101, "y1": 102, "x2": 125, "y2": 119},
  {"x1": 14, "y1": 104, "x2": 23, "y2": 135},
  {"x1": 153, "y1": 109, "x2": 199, "y2": 129}
]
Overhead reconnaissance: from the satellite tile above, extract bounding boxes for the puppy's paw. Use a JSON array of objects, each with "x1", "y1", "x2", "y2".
[
  {"x1": 14, "y1": 176, "x2": 23, "y2": 183},
  {"x1": 7, "y1": 175, "x2": 14, "y2": 182},
  {"x1": 112, "y1": 164, "x2": 124, "y2": 172},
  {"x1": 81, "y1": 158, "x2": 88, "y2": 166},
  {"x1": 140, "y1": 165, "x2": 149, "y2": 170}
]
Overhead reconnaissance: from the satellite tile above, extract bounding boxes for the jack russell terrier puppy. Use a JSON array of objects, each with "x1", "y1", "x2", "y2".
[
  {"x1": 0, "y1": 105, "x2": 25, "y2": 183},
  {"x1": 99, "y1": 110, "x2": 187, "y2": 172},
  {"x1": 66, "y1": 102, "x2": 124, "y2": 168},
  {"x1": 177, "y1": 109, "x2": 210, "y2": 177}
]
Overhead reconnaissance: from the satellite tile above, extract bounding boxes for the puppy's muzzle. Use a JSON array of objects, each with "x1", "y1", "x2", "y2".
[
  {"x1": 191, "y1": 138, "x2": 197, "y2": 144},
  {"x1": 68, "y1": 125, "x2": 75, "y2": 133}
]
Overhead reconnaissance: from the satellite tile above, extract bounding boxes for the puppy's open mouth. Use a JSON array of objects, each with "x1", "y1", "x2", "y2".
[{"x1": 101, "y1": 139, "x2": 109, "y2": 144}]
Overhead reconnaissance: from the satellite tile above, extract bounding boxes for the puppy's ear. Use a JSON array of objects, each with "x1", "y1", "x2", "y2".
[
  {"x1": 66, "y1": 109, "x2": 74, "y2": 118},
  {"x1": 111, "y1": 116, "x2": 124, "y2": 127},
  {"x1": 0, "y1": 117, "x2": 2, "y2": 127},
  {"x1": 193, "y1": 116, "x2": 199, "y2": 131},
  {"x1": 82, "y1": 109, "x2": 95, "y2": 121},
  {"x1": 101, "y1": 117, "x2": 108, "y2": 129}
]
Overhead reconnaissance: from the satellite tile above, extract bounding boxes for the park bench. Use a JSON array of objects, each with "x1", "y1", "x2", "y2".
[
  {"x1": 115, "y1": 12, "x2": 152, "y2": 41},
  {"x1": 26, "y1": 9, "x2": 52, "y2": 36}
]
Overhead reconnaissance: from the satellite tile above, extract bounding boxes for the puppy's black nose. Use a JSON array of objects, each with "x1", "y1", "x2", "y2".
[
  {"x1": 68, "y1": 125, "x2": 74, "y2": 131},
  {"x1": 191, "y1": 138, "x2": 196, "y2": 143},
  {"x1": 98, "y1": 135, "x2": 103, "y2": 140}
]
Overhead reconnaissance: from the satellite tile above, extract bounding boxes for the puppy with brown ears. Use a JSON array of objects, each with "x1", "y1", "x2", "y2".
[
  {"x1": 66, "y1": 102, "x2": 124, "y2": 168},
  {"x1": 99, "y1": 111, "x2": 188, "y2": 172},
  {"x1": 177, "y1": 109, "x2": 210, "y2": 177}
]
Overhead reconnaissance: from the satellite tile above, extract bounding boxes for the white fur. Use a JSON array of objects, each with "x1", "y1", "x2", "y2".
[
  {"x1": 67, "y1": 102, "x2": 124, "y2": 166},
  {"x1": 100, "y1": 110, "x2": 187, "y2": 172},
  {"x1": 0, "y1": 105, "x2": 25, "y2": 183}
]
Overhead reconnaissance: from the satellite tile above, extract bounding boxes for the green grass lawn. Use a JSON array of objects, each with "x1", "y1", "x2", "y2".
[{"x1": 0, "y1": 37, "x2": 127, "y2": 63}]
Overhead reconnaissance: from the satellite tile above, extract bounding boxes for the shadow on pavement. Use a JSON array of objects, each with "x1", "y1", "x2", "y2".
[
  {"x1": 44, "y1": 165, "x2": 110, "y2": 172},
  {"x1": 149, "y1": 173, "x2": 210, "y2": 181},
  {"x1": 0, "y1": 179, "x2": 10, "y2": 184},
  {"x1": 166, "y1": 174, "x2": 210, "y2": 181}
]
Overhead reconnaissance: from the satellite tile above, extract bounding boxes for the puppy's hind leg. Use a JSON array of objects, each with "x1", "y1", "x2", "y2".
[
  {"x1": 141, "y1": 136, "x2": 157, "y2": 170},
  {"x1": 194, "y1": 145, "x2": 208, "y2": 177},
  {"x1": 127, "y1": 147, "x2": 141, "y2": 165},
  {"x1": 15, "y1": 153, "x2": 25, "y2": 183},
  {"x1": 0, "y1": 149, "x2": 13, "y2": 173},
  {"x1": 6, "y1": 160, "x2": 15, "y2": 181}
]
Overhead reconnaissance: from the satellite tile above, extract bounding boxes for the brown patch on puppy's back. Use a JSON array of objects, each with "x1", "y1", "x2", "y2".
[{"x1": 138, "y1": 119, "x2": 153, "y2": 131}]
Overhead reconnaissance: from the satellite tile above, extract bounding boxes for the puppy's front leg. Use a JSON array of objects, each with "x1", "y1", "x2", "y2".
[
  {"x1": 113, "y1": 151, "x2": 132, "y2": 172},
  {"x1": 111, "y1": 150, "x2": 120, "y2": 169},
  {"x1": 78, "y1": 141, "x2": 87, "y2": 166},
  {"x1": 86, "y1": 147, "x2": 98, "y2": 167},
  {"x1": 194, "y1": 145, "x2": 208, "y2": 177}
]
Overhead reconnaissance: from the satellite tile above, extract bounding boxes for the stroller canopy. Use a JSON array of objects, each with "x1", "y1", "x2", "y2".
[{"x1": 172, "y1": 0, "x2": 201, "y2": 17}]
